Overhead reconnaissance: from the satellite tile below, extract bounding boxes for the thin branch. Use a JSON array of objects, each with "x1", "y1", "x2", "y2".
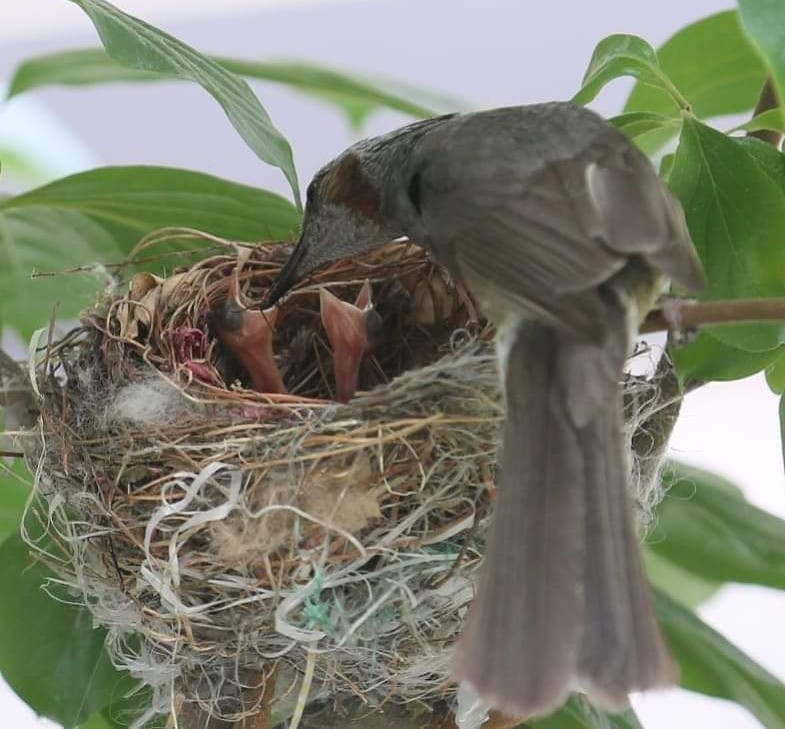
[
  {"x1": 747, "y1": 77, "x2": 782, "y2": 148},
  {"x1": 641, "y1": 297, "x2": 785, "y2": 334}
]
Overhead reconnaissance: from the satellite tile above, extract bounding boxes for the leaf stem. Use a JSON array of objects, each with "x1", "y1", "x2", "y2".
[
  {"x1": 642, "y1": 297, "x2": 785, "y2": 334},
  {"x1": 658, "y1": 71, "x2": 691, "y2": 112}
]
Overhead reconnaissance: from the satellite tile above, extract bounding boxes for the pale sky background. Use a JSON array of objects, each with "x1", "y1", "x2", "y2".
[{"x1": 2, "y1": 1, "x2": 783, "y2": 728}]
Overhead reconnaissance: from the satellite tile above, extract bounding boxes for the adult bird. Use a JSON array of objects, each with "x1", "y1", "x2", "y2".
[{"x1": 265, "y1": 101, "x2": 704, "y2": 718}]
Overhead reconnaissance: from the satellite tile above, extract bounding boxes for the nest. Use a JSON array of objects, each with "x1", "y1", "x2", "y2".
[{"x1": 20, "y1": 234, "x2": 672, "y2": 728}]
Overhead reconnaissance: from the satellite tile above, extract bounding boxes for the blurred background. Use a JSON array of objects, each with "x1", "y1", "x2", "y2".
[{"x1": 1, "y1": 1, "x2": 780, "y2": 728}]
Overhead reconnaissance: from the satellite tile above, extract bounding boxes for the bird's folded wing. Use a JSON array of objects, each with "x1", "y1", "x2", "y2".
[{"x1": 417, "y1": 137, "x2": 702, "y2": 339}]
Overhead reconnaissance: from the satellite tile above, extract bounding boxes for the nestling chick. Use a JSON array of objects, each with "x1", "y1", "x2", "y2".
[
  {"x1": 319, "y1": 280, "x2": 381, "y2": 402},
  {"x1": 214, "y1": 299, "x2": 286, "y2": 394}
]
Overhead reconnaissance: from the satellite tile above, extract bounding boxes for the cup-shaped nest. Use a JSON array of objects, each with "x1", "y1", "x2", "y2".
[
  {"x1": 26, "y1": 235, "x2": 670, "y2": 728},
  {"x1": 29, "y1": 238, "x2": 504, "y2": 727}
]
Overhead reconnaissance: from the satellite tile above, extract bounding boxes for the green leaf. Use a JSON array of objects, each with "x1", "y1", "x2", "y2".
[
  {"x1": 659, "y1": 152, "x2": 676, "y2": 178},
  {"x1": 7, "y1": 48, "x2": 463, "y2": 130},
  {"x1": 0, "y1": 460, "x2": 30, "y2": 543},
  {"x1": 648, "y1": 460, "x2": 785, "y2": 589},
  {"x1": 573, "y1": 34, "x2": 688, "y2": 108},
  {"x1": 625, "y1": 11, "x2": 765, "y2": 123},
  {"x1": 780, "y1": 395, "x2": 785, "y2": 478},
  {"x1": 766, "y1": 351, "x2": 785, "y2": 392},
  {"x1": 672, "y1": 331, "x2": 784, "y2": 383},
  {"x1": 66, "y1": 0, "x2": 301, "y2": 206},
  {"x1": 79, "y1": 712, "x2": 115, "y2": 729},
  {"x1": 643, "y1": 547, "x2": 720, "y2": 609},
  {"x1": 731, "y1": 106, "x2": 785, "y2": 134},
  {"x1": 655, "y1": 587, "x2": 785, "y2": 728},
  {"x1": 609, "y1": 111, "x2": 682, "y2": 142},
  {"x1": 214, "y1": 59, "x2": 462, "y2": 130},
  {"x1": 668, "y1": 116, "x2": 785, "y2": 351},
  {"x1": 98, "y1": 685, "x2": 164, "y2": 729},
  {"x1": 738, "y1": 0, "x2": 785, "y2": 120},
  {"x1": 736, "y1": 135, "x2": 785, "y2": 189},
  {"x1": 0, "y1": 165, "x2": 300, "y2": 336},
  {"x1": 0, "y1": 532, "x2": 132, "y2": 727},
  {"x1": 0, "y1": 147, "x2": 55, "y2": 186},
  {"x1": 530, "y1": 694, "x2": 642, "y2": 729}
]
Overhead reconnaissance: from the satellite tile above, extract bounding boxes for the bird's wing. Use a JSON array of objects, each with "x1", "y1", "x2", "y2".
[{"x1": 415, "y1": 123, "x2": 702, "y2": 339}]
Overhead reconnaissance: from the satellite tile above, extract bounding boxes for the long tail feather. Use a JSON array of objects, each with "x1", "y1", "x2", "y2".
[{"x1": 451, "y1": 320, "x2": 674, "y2": 718}]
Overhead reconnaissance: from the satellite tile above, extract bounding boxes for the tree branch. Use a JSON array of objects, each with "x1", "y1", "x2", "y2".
[{"x1": 641, "y1": 297, "x2": 785, "y2": 334}]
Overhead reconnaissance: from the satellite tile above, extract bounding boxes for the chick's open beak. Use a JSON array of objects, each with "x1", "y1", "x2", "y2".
[
  {"x1": 320, "y1": 281, "x2": 379, "y2": 403},
  {"x1": 215, "y1": 301, "x2": 286, "y2": 394}
]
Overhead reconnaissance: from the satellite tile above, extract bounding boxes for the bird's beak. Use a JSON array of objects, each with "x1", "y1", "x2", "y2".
[{"x1": 265, "y1": 238, "x2": 309, "y2": 308}]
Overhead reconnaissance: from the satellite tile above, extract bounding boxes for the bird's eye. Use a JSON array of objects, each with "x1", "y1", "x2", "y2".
[{"x1": 407, "y1": 172, "x2": 422, "y2": 215}]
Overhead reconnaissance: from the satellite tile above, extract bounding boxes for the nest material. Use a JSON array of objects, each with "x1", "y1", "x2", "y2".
[{"x1": 23, "y1": 235, "x2": 672, "y2": 728}]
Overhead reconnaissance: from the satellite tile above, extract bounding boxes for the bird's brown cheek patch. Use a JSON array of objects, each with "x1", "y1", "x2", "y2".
[{"x1": 322, "y1": 153, "x2": 384, "y2": 223}]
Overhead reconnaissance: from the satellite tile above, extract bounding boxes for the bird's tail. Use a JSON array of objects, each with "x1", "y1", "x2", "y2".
[{"x1": 451, "y1": 321, "x2": 675, "y2": 719}]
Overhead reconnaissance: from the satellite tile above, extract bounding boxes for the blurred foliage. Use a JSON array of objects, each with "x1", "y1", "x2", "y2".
[
  {"x1": 0, "y1": 531, "x2": 134, "y2": 728},
  {"x1": 655, "y1": 588, "x2": 785, "y2": 729},
  {"x1": 2, "y1": 1, "x2": 785, "y2": 727},
  {"x1": 7, "y1": 48, "x2": 465, "y2": 132},
  {"x1": 0, "y1": 166, "x2": 300, "y2": 335}
]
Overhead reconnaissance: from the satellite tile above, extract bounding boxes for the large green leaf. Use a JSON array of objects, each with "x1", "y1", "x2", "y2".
[
  {"x1": 780, "y1": 395, "x2": 785, "y2": 479},
  {"x1": 738, "y1": 0, "x2": 785, "y2": 119},
  {"x1": 736, "y1": 135, "x2": 785, "y2": 188},
  {"x1": 97, "y1": 685, "x2": 164, "y2": 729},
  {"x1": 668, "y1": 117, "x2": 785, "y2": 351},
  {"x1": 0, "y1": 533, "x2": 132, "y2": 727},
  {"x1": 655, "y1": 588, "x2": 785, "y2": 728},
  {"x1": 625, "y1": 11, "x2": 765, "y2": 121},
  {"x1": 0, "y1": 147, "x2": 54, "y2": 186},
  {"x1": 672, "y1": 331, "x2": 785, "y2": 383},
  {"x1": 66, "y1": 0, "x2": 301, "y2": 206},
  {"x1": 648, "y1": 461, "x2": 785, "y2": 589},
  {"x1": 643, "y1": 548, "x2": 720, "y2": 610},
  {"x1": 767, "y1": 354, "x2": 785, "y2": 393},
  {"x1": 764, "y1": 356, "x2": 785, "y2": 479},
  {"x1": 572, "y1": 34, "x2": 688, "y2": 108},
  {"x1": 7, "y1": 48, "x2": 463, "y2": 130},
  {"x1": 531, "y1": 694, "x2": 642, "y2": 729},
  {"x1": 0, "y1": 165, "x2": 300, "y2": 336},
  {"x1": 608, "y1": 111, "x2": 681, "y2": 144},
  {"x1": 79, "y1": 712, "x2": 115, "y2": 729},
  {"x1": 0, "y1": 460, "x2": 30, "y2": 543},
  {"x1": 732, "y1": 107, "x2": 785, "y2": 135}
]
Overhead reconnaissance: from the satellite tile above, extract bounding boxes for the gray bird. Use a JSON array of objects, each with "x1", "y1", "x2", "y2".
[{"x1": 265, "y1": 102, "x2": 704, "y2": 719}]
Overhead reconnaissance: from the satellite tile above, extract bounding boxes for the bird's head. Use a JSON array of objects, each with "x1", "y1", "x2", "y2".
[
  {"x1": 265, "y1": 147, "x2": 400, "y2": 307},
  {"x1": 265, "y1": 114, "x2": 454, "y2": 307}
]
